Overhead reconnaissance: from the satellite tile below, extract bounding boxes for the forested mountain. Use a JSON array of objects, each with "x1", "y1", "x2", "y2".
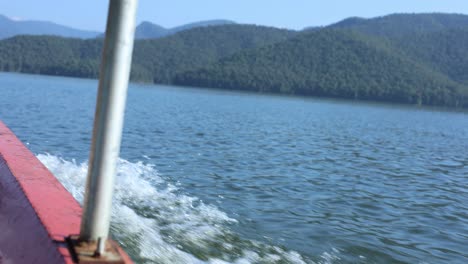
[
  {"x1": 0, "y1": 25, "x2": 294, "y2": 82},
  {"x1": 0, "y1": 36, "x2": 102, "y2": 78},
  {"x1": 390, "y1": 29, "x2": 468, "y2": 85},
  {"x1": 132, "y1": 19, "x2": 236, "y2": 39},
  {"x1": 0, "y1": 13, "x2": 235, "y2": 40},
  {"x1": 174, "y1": 29, "x2": 467, "y2": 107},
  {"x1": 132, "y1": 25, "x2": 294, "y2": 82},
  {"x1": 0, "y1": 15, "x2": 100, "y2": 39},
  {"x1": 328, "y1": 13, "x2": 468, "y2": 37},
  {"x1": 0, "y1": 13, "x2": 468, "y2": 108},
  {"x1": 168, "y1": 20, "x2": 235, "y2": 33},
  {"x1": 134, "y1": 22, "x2": 168, "y2": 39}
]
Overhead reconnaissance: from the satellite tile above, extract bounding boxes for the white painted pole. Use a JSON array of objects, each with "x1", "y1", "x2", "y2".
[{"x1": 80, "y1": 0, "x2": 138, "y2": 242}]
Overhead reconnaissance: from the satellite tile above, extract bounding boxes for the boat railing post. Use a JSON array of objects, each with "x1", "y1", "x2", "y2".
[{"x1": 79, "y1": 0, "x2": 138, "y2": 245}]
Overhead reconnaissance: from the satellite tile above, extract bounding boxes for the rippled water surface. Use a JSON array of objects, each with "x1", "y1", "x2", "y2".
[{"x1": 0, "y1": 73, "x2": 467, "y2": 264}]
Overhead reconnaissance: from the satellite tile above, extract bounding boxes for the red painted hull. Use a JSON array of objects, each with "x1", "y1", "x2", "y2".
[{"x1": 0, "y1": 121, "x2": 132, "y2": 263}]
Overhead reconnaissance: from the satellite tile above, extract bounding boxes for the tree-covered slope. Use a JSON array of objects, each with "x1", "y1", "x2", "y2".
[
  {"x1": 328, "y1": 13, "x2": 468, "y2": 37},
  {"x1": 174, "y1": 29, "x2": 467, "y2": 107},
  {"x1": 391, "y1": 29, "x2": 468, "y2": 85},
  {"x1": 1, "y1": 14, "x2": 468, "y2": 108},
  {"x1": 132, "y1": 25, "x2": 295, "y2": 83},
  {"x1": 0, "y1": 25, "x2": 295, "y2": 82},
  {"x1": 0, "y1": 36, "x2": 102, "y2": 78}
]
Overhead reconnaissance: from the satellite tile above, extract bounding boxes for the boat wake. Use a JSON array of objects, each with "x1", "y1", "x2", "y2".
[{"x1": 38, "y1": 154, "x2": 335, "y2": 264}]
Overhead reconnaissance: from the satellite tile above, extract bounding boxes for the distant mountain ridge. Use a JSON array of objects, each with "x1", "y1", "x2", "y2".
[
  {"x1": 2, "y1": 12, "x2": 468, "y2": 40},
  {"x1": 328, "y1": 13, "x2": 468, "y2": 37},
  {"x1": 134, "y1": 19, "x2": 236, "y2": 39},
  {"x1": 134, "y1": 22, "x2": 167, "y2": 39},
  {"x1": 0, "y1": 13, "x2": 467, "y2": 108},
  {"x1": 0, "y1": 14, "x2": 235, "y2": 40},
  {"x1": 0, "y1": 14, "x2": 100, "y2": 39},
  {"x1": 174, "y1": 28, "x2": 466, "y2": 107}
]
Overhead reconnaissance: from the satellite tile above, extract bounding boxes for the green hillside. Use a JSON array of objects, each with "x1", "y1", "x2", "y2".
[
  {"x1": 391, "y1": 29, "x2": 468, "y2": 85},
  {"x1": 174, "y1": 29, "x2": 467, "y2": 107},
  {"x1": 131, "y1": 25, "x2": 295, "y2": 83},
  {"x1": 0, "y1": 36, "x2": 102, "y2": 78},
  {"x1": 0, "y1": 25, "x2": 294, "y2": 83},
  {"x1": 329, "y1": 13, "x2": 468, "y2": 37},
  {"x1": 0, "y1": 13, "x2": 468, "y2": 108}
]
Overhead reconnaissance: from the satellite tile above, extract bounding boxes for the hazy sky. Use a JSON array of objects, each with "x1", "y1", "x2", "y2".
[{"x1": 2, "y1": 0, "x2": 468, "y2": 31}]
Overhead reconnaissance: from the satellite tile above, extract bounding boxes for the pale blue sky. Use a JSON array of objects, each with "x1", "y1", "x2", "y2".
[{"x1": 2, "y1": 0, "x2": 468, "y2": 31}]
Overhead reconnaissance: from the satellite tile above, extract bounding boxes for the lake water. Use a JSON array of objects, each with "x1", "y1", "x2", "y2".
[{"x1": 0, "y1": 72, "x2": 467, "y2": 264}]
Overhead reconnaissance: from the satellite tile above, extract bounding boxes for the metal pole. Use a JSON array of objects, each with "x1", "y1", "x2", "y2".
[{"x1": 80, "y1": 0, "x2": 138, "y2": 242}]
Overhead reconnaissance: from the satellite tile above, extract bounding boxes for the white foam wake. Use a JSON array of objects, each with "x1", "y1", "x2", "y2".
[{"x1": 38, "y1": 154, "x2": 316, "y2": 264}]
